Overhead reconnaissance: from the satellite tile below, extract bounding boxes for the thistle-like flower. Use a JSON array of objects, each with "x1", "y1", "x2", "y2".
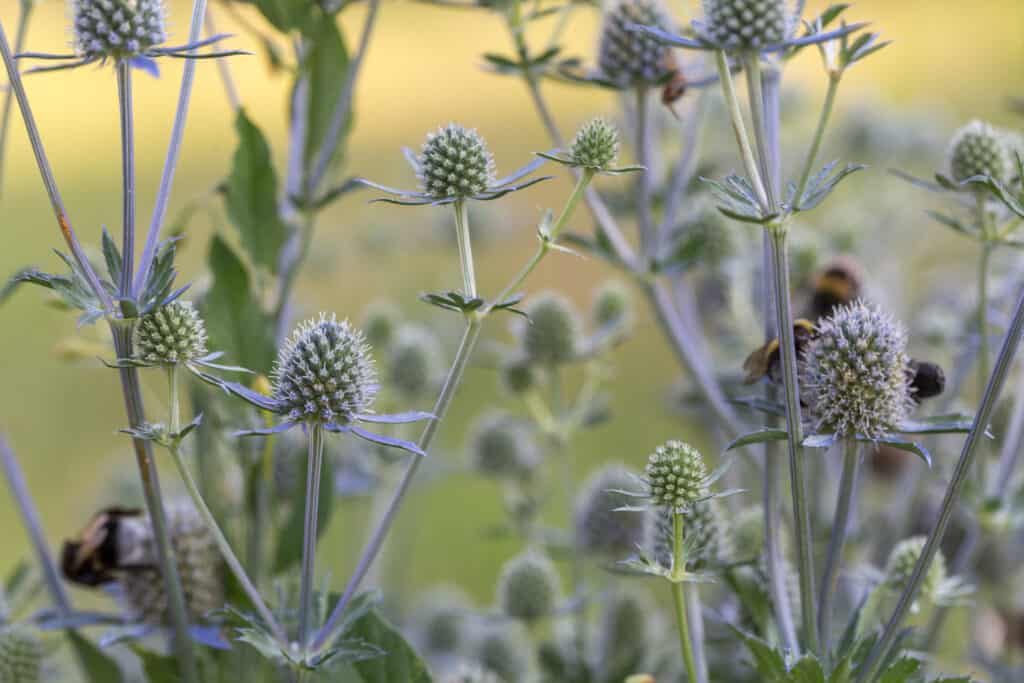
[
  {"x1": 361, "y1": 300, "x2": 402, "y2": 350},
  {"x1": 468, "y1": 413, "x2": 540, "y2": 479},
  {"x1": 388, "y1": 325, "x2": 444, "y2": 400},
  {"x1": 644, "y1": 440, "x2": 711, "y2": 511},
  {"x1": 0, "y1": 625, "x2": 42, "y2": 683},
  {"x1": 699, "y1": 0, "x2": 794, "y2": 50},
  {"x1": 571, "y1": 119, "x2": 619, "y2": 170},
  {"x1": 499, "y1": 357, "x2": 537, "y2": 396},
  {"x1": 591, "y1": 280, "x2": 635, "y2": 340},
  {"x1": 575, "y1": 464, "x2": 645, "y2": 557},
  {"x1": 497, "y1": 551, "x2": 561, "y2": 622},
  {"x1": 359, "y1": 124, "x2": 549, "y2": 206},
  {"x1": 883, "y1": 536, "x2": 970, "y2": 608},
  {"x1": 801, "y1": 301, "x2": 913, "y2": 439},
  {"x1": 522, "y1": 293, "x2": 582, "y2": 366},
  {"x1": 473, "y1": 624, "x2": 533, "y2": 683},
  {"x1": 133, "y1": 301, "x2": 208, "y2": 365},
  {"x1": 414, "y1": 586, "x2": 470, "y2": 655},
  {"x1": 593, "y1": 589, "x2": 652, "y2": 677},
  {"x1": 947, "y1": 120, "x2": 1015, "y2": 185},
  {"x1": 597, "y1": 0, "x2": 676, "y2": 88}
]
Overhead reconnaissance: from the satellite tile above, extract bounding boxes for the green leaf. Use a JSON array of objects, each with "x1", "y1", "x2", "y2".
[
  {"x1": 725, "y1": 428, "x2": 789, "y2": 452},
  {"x1": 133, "y1": 647, "x2": 180, "y2": 683},
  {"x1": 790, "y1": 655, "x2": 826, "y2": 683},
  {"x1": 225, "y1": 110, "x2": 288, "y2": 274},
  {"x1": 68, "y1": 631, "x2": 123, "y2": 683},
  {"x1": 349, "y1": 609, "x2": 433, "y2": 683},
  {"x1": 273, "y1": 449, "x2": 335, "y2": 572},
  {"x1": 877, "y1": 656, "x2": 922, "y2": 683},
  {"x1": 250, "y1": 0, "x2": 312, "y2": 31},
  {"x1": 301, "y1": 17, "x2": 350, "y2": 175},
  {"x1": 732, "y1": 627, "x2": 787, "y2": 681},
  {"x1": 202, "y1": 235, "x2": 276, "y2": 374}
]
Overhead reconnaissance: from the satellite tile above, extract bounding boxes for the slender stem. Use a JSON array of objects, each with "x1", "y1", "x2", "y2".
[
  {"x1": 660, "y1": 91, "x2": 710, "y2": 234},
  {"x1": 116, "y1": 61, "x2": 135, "y2": 295},
  {"x1": 248, "y1": 418, "x2": 275, "y2": 588},
  {"x1": 133, "y1": 0, "x2": 209, "y2": 296},
  {"x1": 714, "y1": 50, "x2": 768, "y2": 211},
  {"x1": 977, "y1": 240, "x2": 992, "y2": 400},
  {"x1": 817, "y1": 439, "x2": 861, "y2": 650},
  {"x1": 111, "y1": 328, "x2": 198, "y2": 682},
  {"x1": 298, "y1": 423, "x2": 325, "y2": 647},
  {"x1": 990, "y1": 361, "x2": 1024, "y2": 499},
  {"x1": 166, "y1": 368, "x2": 286, "y2": 642},
  {"x1": 0, "y1": 21, "x2": 111, "y2": 311},
  {"x1": 453, "y1": 199, "x2": 477, "y2": 298},
  {"x1": 684, "y1": 583, "x2": 709, "y2": 683},
  {"x1": 670, "y1": 512, "x2": 701, "y2": 683},
  {"x1": 794, "y1": 74, "x2": 840, "y2": 210},
  {"x1": 206, "y1": 10, "x2": 240, "y2": 111},
  {"x1": 0, "y1": 2, "x2": 32, "y2": 198},
  {"x1": 768, "y1": 226, "x2": 818, "y2": 654},
  {"x1": 311, "y1": 318, "x2": 483, "y2": 652},
  {"x1": 763, "y1": 440, "x2": 799, "y2": 650},
  {"x1": 0, "y1": 433, "x2": 72, "y2": 615},
  {"x1": 742, "y1": 52, "x2": 775, "y2": 209},
  {"x1": 635, "y1": 85, "x2": 655, "y2": 257},
  {"x1": 305, "y1": 0, "x2": 381, "y2": 196},
  {"x1": 856, "y1": 283, "x2": 1024, "y2": 683}
]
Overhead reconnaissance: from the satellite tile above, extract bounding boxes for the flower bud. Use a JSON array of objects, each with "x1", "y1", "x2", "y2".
[
  {"x1": 598, "y1": 0, "x2": 676, "y2": 88},
  {"x1": 73, "y1": 0, "x2": 167, "y2": 60},
  {"x1": 591, "y1": 280, "x2": 633, "y2": 331},
  {"x1": 473, "y1": 624, "x2": 533, "y2": 683},
  {"x1": 575, "y1": 465, "x2": 644, "y2": 557},
  {"x1": 273, "y1": 314, "x2": 377, "y2": 424},
  {"x1": 947, "y1": 120, "x2": 1015, "y2": 185},
  {"x1": 418, "y1": 124, "x2": 495, "y2": 199},
  {"x1": 522, "y1": 292, "x2": 581, "y2": 366},
  {"x1": 885, "y1": 536, "x2": 946, "y2": 601},
  {"x1": 414, "y1": 586, "x2": 470, "y2": 655},
  {"x1": 499, "y1": 357, "x2": 537, "y2": 396},
  {"x1": 0, "y1": 625, "x2": 42, "y2": 683},
  {"x1": 389, "y1": 325, "x2": 444, "y2": 399},
  {"x1": 468, "y1": 413, "x2": 540, "y2": 479},
  {"x1": 497, "y1": 551, "x2": 561, "y2": 622},
  {"x1": 700, "y1": 0, "x2": 793, "y2": 50},
  {"x1": 802, "y1": 301, "x2": 912, "y2": 439},
  {"x1": 644, "y1": 440, "x2": 708, "y2": 510},
  {"x1": 570, "y1": 118, "x2": 620, "y2": 170},
  {"x1": 361, "y1": 300, "x2": 401, "y2": 350},
  {"x1": 133, "y1": 301, "x2": 208, "y2": 365}
]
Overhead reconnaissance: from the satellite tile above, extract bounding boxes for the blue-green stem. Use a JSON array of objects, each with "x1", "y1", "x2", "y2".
[
  {"x1": 714, "y1": 50, "x2": 768, "y2": 211},
  {"x1": 742, "y1": 52, "x2": 776, "y2": 209},
  {"x1": 856, "y1": 284, "x2": 1024, "y2": 683},
  {"x1": 817, "y1": 439, "x2": 861, "y2": 651},
  {"x1": 116, "y1": 60, "x2": 135, "y2": 295},
  {"x1": 793, "y1": 73, "x2": 840, "y2": 210},
  {"x1": 635, "y1": 85, "x2": 655, "y2": 257},
  {"x1": 165, "y1": 367, "x2": 286, "y2": 643},
  {"x1": 989, "y1": 361, "x2": 1024, "y2": 500},
  {"x1": 670, "y1": 512, "x2": 702, "y2": 683},
  {"x1": 298, "y1": 422, "x2": 325, "y2": 647},
  {"x1": 684, "y1": 583, "x2": 709, "y2": 682},
  {"x1": 0, "y1": 1, "x2": 32, "y2": 199},
  {"x1": 453, "y1": 199, "x2": 478, "y2": 298},
  {"x1": 206, "y1": 11, "x2": 240, "y2": 111}
]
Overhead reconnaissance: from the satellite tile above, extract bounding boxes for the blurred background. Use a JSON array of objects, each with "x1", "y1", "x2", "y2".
[{"x1": 0, "y1": 0, "x2": 1022, "y2": 618}]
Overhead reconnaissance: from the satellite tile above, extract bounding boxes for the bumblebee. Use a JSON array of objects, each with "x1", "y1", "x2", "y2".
[
  {"x1": 807, "y1": 256, "x2": 863, "y2": 321},
  {"x1": 61, "y1": 507, "x2": 155, "y2": 587},
  {"x1": 907, "y1": 360, "x2": 946, "y2": 402},
  {"x1": 742, "y1": 319, "x2": 816, "y2": 385}
]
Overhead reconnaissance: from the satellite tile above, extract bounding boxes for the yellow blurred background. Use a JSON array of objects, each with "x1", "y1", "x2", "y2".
[{"x1": 0, "y1": 0, "x2": 1022, "y2": 607}]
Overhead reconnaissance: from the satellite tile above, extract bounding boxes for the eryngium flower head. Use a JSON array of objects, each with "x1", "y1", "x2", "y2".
[
  {"x1": 73, "y1": 0, "x2": 167, "y2": 60},
  {"x1": 499, "y1": 357, "x2": 537, "y2": 395},
  {"x1": 700, "y1": 0, "x2": 793, "y2": 50},
  {"x1": 522, "y1": 293, "x2": 581, "y2": 365},
  {"x1": 473, "y1": 624, "x2": 533, "y2": 683},
  {"x1": 575, "y1": 465, "x2": 644, "y2": 556},
  {"x1": 598, "y1": 0, "x2": 676, "y2": 88},
  {"x1": 272, "y1": 314, "x2": 377, "y2": 424},
  {"x1": 361, "y1": 300, "x2": 401, "y2": 350},
  {"x1": 570, "y1": 118, "x2": 620, "y2": 170},
  {"x1": 133, "y1": 301, "x2": 208, "y2": 365},
  {"x1": 389, "y1": 325, "x2": 443, "y2": 399},
  {"x1": 414, "y1": 586, "x2": 470, "y2": 654},
  {"x1": 592, "y1": 280, "x2": 633, "y2": 330},
  {"x1": 884, "y1": 536, "x2": 946, "y2": 600},
  {"x1": 497, "y1": 551, "x2": 561, "y2": 621},
  {"x1": 644, "y1": 440, "x2": 709, "y2": 510},
  {"x1": 0, "y1": 625, "x2": 42, "y2": 683},
  {"x1": 468, "y1": 413, "x2": 540, "y2": 479},
  {"x1": 801, "y1": 301, "x2": 913, "y2": 439},
  {"x1": 594, "y1": 589, "x2": 652, "y2": 676},
  {"x1": 120, "y1": 502, "x2": 222, "y2": 624},
  {"x1": 947, "y1": 120, "x2": 1015, "y2": 185},
  {"x1": 444, "y1": 664, "x2": 504, "y2": 683},
  {"x1": 418, "y1": 124, "x2": 496, "y2": 199}
]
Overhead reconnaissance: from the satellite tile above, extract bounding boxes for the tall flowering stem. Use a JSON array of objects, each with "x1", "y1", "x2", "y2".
[
  {"x1": 817, "y1": 439, "x2": 860, "y2": 649},
  {"x1": 0, "y1": 0, "x2": 33, "y2": 198},
  {"x1": 298, "y1": 424, "x2": 325, "y2": 646},
  {"x1": 670, "y1": 513, "x2": 701, "y2": 683},
  {"x1": 116, "y1": 60, "x2": 135, "y2": 295}
]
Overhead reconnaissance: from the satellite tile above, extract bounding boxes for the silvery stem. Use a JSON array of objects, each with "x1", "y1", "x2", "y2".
[
  {"x1": 817, "y1": 439, "x2": 861, "y2": 650},
  {"x1": 0, "y1": 2, "x2": 32, "y2": 199},
  {"x1": 206, "y1": 11, "x2": 240, "y2": 111},
  {"x1": 116, "y1": 60, "x2": 135, "y2": 295},
  {"x1": 635, "y1": 85, "x2": 655, "y2": 258},
  {"x1": 989, "y1": 360, "x2": 1024, "y2": 499},
  {"x1": 298, "y1": 423, "x2": 325, "y2": 647}
]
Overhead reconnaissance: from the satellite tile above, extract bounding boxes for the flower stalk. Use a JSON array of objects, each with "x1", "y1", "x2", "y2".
[
  {"x1": 0, "y1": 0, "x2": 32, "y2": 198},
  {"x1": 669, "y1": 512, "x2": 703, "y2": 683},
  {"x1": 817, "y1": 439, "x2": 861, "y2": 650},
  {"x1": 298, "y1": 423, "x2": 325, "y2": 647}
]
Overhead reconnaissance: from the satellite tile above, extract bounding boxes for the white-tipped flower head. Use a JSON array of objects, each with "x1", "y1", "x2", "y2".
[
  {"x1": 802, "y1": 301, "x2": 913, "y2": 439},
  {"x1": 499, "y1": 357, "x2": 537, "y2": 396},
  {"x1": 73, "y1": 0, "x2": 167, "y2": 60},
  {"x1": 389, "y1": 325, "x2": 444, "y2": 399},
  {"x1": 272, "y1": 314, "x2": 377, "y2": 424},
  {"x1": 947, "y1": 120, "x2": 1015, "y2": 185},
  {"x1": 444, "y1": 664, "x2": 505, "y2": 683},
  {"x1": 598, "y1": 0, "x2": 676, "y2": 88},
  {"x1": 523, "y1": 293, "x2": 581, "y2": 366},
  {"x1": 0, "y1": 625, "x2": 42, "y2": 683},
  {"x1": 644, "y1": 440, "x2": 709, "y2": 510},
  {"x1": 700, "y1": 0, "x2": 793, "y2": 50},
  {"x1": 361, "y1": 300, "x2": 401, "y2": 350},
  {"x1": 884, "y1": 536, "x2": 946, "y2": 599},
  {"x1": 468, "y1": 413, "x2": 540, "y2": 479},
  {"x1": 414, "y1": 586, "x2": 470, "y2": 655},
  {"x1": 473, "y1": 624, "x2": 532, "y2": 683},
  {"x1": 417, "y1": 124, "x2": 496, "y2": 199},
  {"x1": 133, "y1": 301, "x2": 208, "y2": 365},
  {"x1": 570, "y1": 118, "x2": 620, "y2": 170},
  {"x1": 497, "y1": 551, "x2": 561, "y2": 622},
  {"x1": 575, "y1": 465, "x2": 645, "y2": 556},
  {"x1": 119, "y1": 502, "x2": 223, "y2": 624},
  {"x1": 592, "y1": 280, "x2": 634, "y2": 330},
  {"x1": 594, "y1": 589, "x2": 651, "y2": 676}
]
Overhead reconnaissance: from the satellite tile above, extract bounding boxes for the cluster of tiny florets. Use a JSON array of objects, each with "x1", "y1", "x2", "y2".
[
  {"x1": 597, "y1": 0, "x2": 676, "y2": 88},
  {"x1": 801, "y1": 301, "x2": 913, "y2": 439},
  {"x1": 700, "y1": 0, "x2": 793, "y2": 49},
  {"x1": 497, "y1": 551, "x2": 561, "y2": 622},
  {"x1": 414, "y1": 586, "x2": 470, "y2": 655},
  {"x1": 570, "y1": 119, "x2": 620, "y2": 170},
  {"x1": 522, "y1": 293, "x2": 582, "y2": 366},
  {"x1": 468, "y1": 413, "x2": 540, "y2": 479},
  {"x1": 133, "y1": 301, "x2": 208, "y2": 365},
  {"x1": 119, "y1": 502, "x2": 223, "y2": 624},
  {"x1": 947, "y1": 120, "x2": 1015, "y2": 185},
  {"x1": 72, "y1": 0, "x2": 167, "y2": 59},
  {"x1": 592, "y1": 280, "x2": 633, "y2": 330},
  {"x1": 389, "y1": 325, "x2": 443, "y2": 399},
  {"x1": 644, "y1": 440, "x2": 709, "y2": 510},
  {"x1": 0, "y1": 625, "x2": 42, "y2": 683},
  {"x1": 575, "y1": 465, "x2": 644, "y2": 556},
  {"x1": 884, "y1": 536, "x2": 946, "y2": 600},
  {"x1": 473, "y1": 624, "x2": 533, "y2": 683},
  {"x1": 272, "y1": 314, "x2": 377, "y2": 424},
  {"x1": 500, "y1": 357, "x2": 537, "y2": 395},
  {"x1": 417, "y1": 124, "x2": 496, "y2": 199}
]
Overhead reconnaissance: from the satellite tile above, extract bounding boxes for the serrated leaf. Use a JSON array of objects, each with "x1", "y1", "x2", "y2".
[
  {"x1": 301, "y1": 17, "x2": 350, "y2": 175},
  {"x1": 348, "y1": 609, "x2": 433, "y2": 683},
  {"x1": 877, "y1": 656, "x2": 922, "y2": 683},
  {"x1": 225, "y1": 110, "x2": 288, "y2": 273},
  {"x1": 790, "y1": 655, "x2": 827, "y2": 683},
  {"x1": 732, "y1": 627, "x2": 787, "y2": 680}
]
